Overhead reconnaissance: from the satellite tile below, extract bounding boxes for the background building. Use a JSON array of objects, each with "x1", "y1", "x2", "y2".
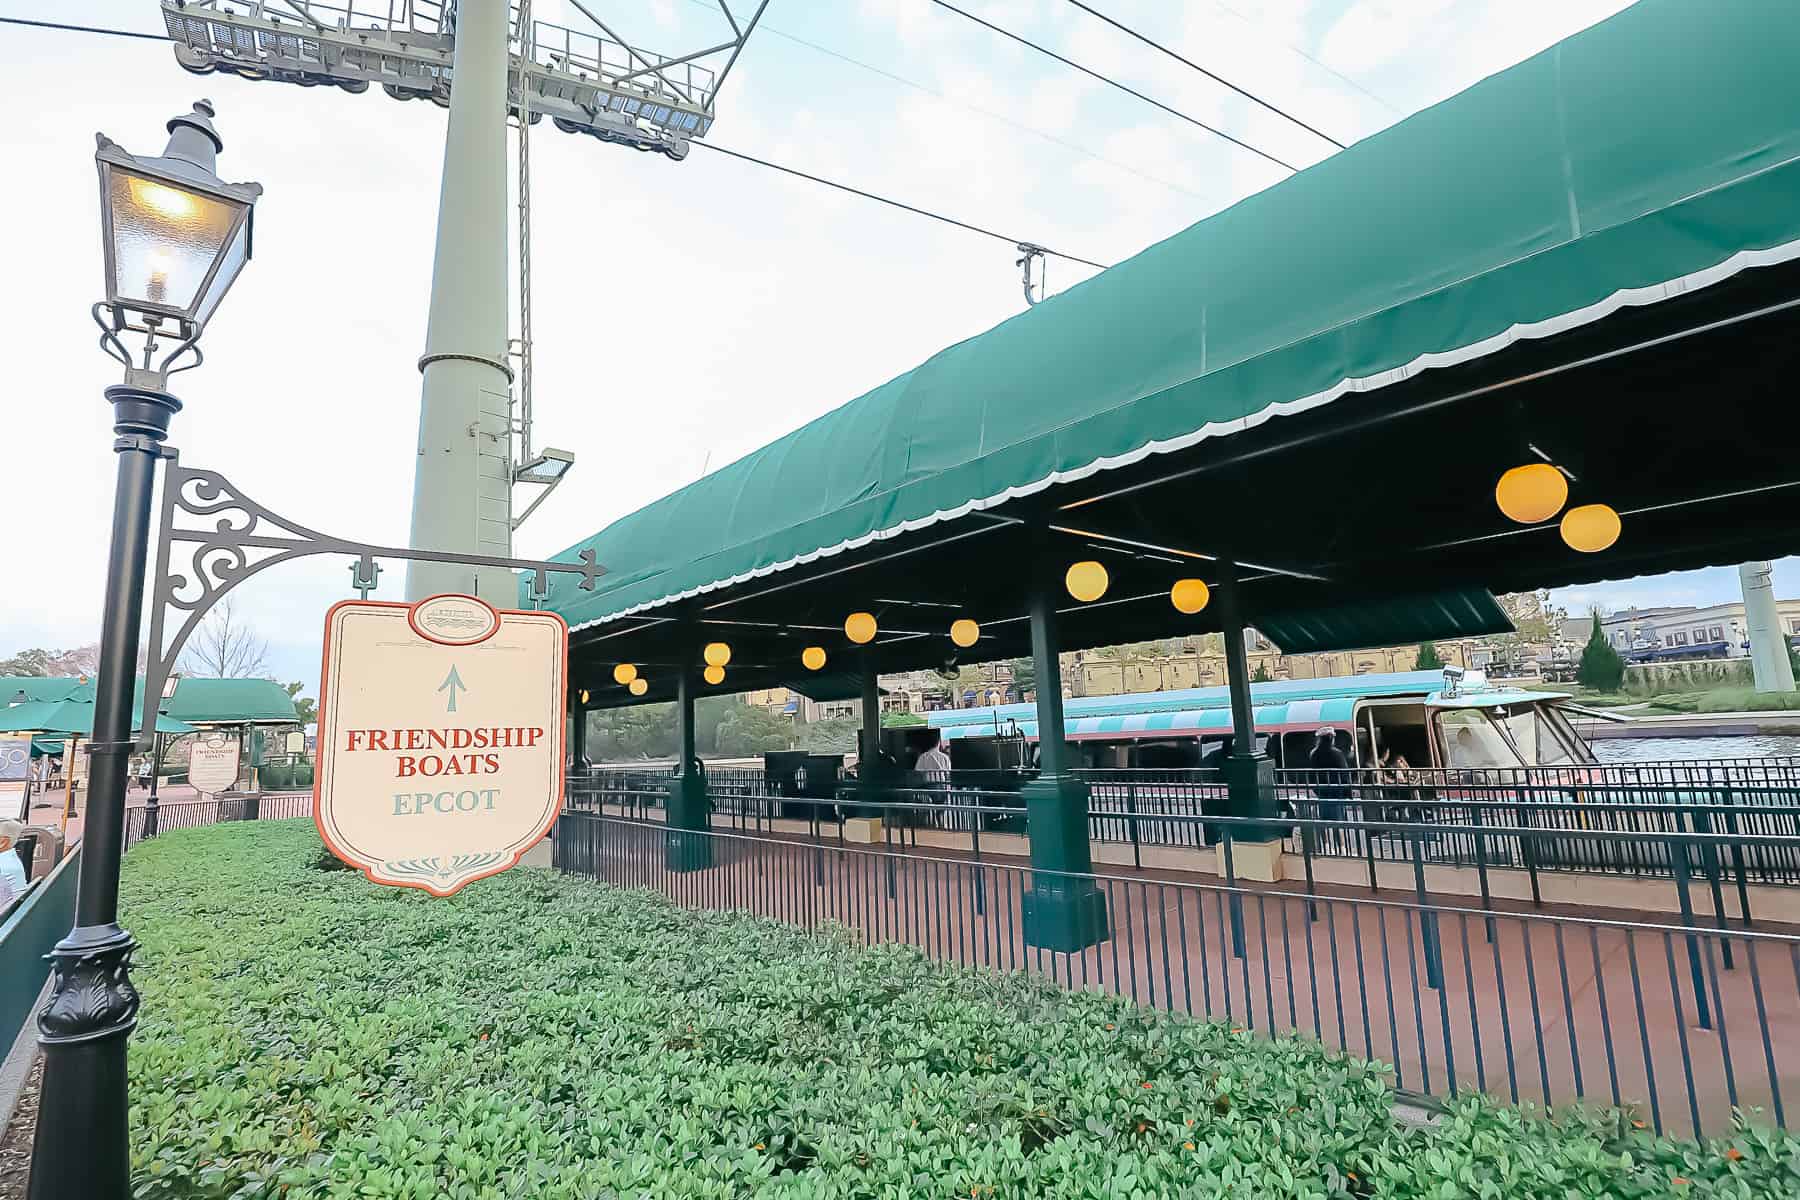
[{"x1": 1559, "y1": 599, "x2": 1800, "y2": 657}]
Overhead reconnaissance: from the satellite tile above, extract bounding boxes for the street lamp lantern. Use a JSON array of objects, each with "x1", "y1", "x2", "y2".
[
  {"x1": 93, "y1": 100, "x2": 262, "y2": 384},
  {"x1": 30, "y1": 101, "x2": 260, "y2": 1200}
]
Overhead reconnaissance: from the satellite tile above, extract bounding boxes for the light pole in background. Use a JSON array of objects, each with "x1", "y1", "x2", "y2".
[{"x1": 28, "y1": 100, "x2": 260, "y2": 1200}]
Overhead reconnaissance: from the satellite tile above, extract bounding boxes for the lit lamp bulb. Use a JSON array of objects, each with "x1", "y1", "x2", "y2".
[
  {"x1": 579, "y1": 689, "x2": 589, "y2": 705},
  {"x1": 1170, "y1": 579, "x2": 1210, "y2": 614},
  {"x1": 703, "y1": 642, "x2": 731, "y2": 668},
  {"x1": 1065, "y1": 561, "x2": 1109, "y2": 603},
  {"x1": 703, "y1": 664, "x2": 726, "y2": 685},
  {"x1": 845, "y1": 612, "x2": 877, "y2": 644},
  {"x1": 146, "y1": 250, "x2": 173, "y2": 305},
  {"x1": 1494, "y1": 463, "x2": 1568, "y2": 524},
  {"x1": 950, "y1": 619, "x2": 979, "y2": 648},
  {"x1": 802, "y1": 646, "x2": 827, "y2": 671},
  {"x1": 613, "y1": 663, "x2": 638, "y2": 685},
  {"x1": 628, "y1": 677, "x2": 648, "y2": 696},
  {"x1": 1560, "y1": 503, "x2": 1621, "y2": 553}
]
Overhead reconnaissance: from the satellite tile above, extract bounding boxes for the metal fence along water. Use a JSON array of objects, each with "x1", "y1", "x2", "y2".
[{"x1": 557, "y1": 765, "x2": 1800, "y2": 1137}]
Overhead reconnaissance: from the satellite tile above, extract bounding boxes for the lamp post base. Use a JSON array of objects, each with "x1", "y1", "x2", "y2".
[{"x1": 28, "y1": 923, "x2": 140, "y2": 1200}]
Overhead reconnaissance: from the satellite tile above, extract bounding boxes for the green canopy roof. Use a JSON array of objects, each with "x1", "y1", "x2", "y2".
[
  {"x1": 536, "y1": 0, "x2": 1800, "y2": 634},
  {"x1": 0, "y1": 677, "x2": 89, "y2": 704},
  {"x1": 2, "y1": 677, "x2": 297, "y2": 727},
  {"x1": 0, "y1": 699, "x2": 195, "y2": 737},
  {"x1": 150, "y1": 678, "x2": 299, "y2": 726}
]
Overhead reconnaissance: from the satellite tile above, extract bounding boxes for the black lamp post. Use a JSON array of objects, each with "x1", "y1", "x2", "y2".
[{"x1": 28, "y1": 100, "x2": 260, "y2": 1200}]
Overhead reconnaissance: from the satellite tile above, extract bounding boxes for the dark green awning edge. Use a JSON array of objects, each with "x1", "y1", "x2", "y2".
[{"x1": 1258, "y1": 588, "x2": 1513, "y2": 655}]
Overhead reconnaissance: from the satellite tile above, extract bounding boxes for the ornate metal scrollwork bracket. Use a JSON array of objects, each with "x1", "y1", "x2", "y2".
[{"x1": 138, "y1": 449, "x2": 603, "y2": 748}]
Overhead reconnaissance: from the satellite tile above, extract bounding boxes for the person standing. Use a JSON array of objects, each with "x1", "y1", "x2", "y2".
[
  {"x1": 1308, "y1": 728, "x2": 1353, "y2": 845},
  {"x1": 914, "y1": 732, "x2": 953, "y2": 827}
]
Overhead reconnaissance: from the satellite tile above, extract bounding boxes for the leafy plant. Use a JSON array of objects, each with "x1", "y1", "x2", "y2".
[
  {"x1": 1413, "y1": 642, "x2": 1444, "y2": 671},
  {"x1": 119, "y1": 823, "x2": 1800, "y2": 1198}
]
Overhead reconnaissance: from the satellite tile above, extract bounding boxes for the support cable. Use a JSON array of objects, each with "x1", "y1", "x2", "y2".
[
  {"x1": 1062, "y1": 0, "x2": 1347, "y2": 149},
  {"x1": 7, "y1": 14, "x2": 1111, "y2": 271},
  {"x1": 924, "y1": 0, "x2": 1299, "y2": 172}
]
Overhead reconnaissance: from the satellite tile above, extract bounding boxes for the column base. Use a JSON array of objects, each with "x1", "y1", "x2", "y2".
[
  {"x1": 664, "y1": 773, "x2": 713, "y2": 872},
  {"x1": 1021, "y1": 776, "x2": 1110, "y2": 952},
  {"x1": 1022, "y1": 882, "x2": 1111, "y2": 953},
  {"x1": 1217, "y1": 838, "x2": 1284, "y2": 882}
]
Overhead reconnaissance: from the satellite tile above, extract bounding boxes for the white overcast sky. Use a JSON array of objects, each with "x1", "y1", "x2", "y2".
[{"x1": 1, "y1": 0, "x2": 1791, "y2": 693}]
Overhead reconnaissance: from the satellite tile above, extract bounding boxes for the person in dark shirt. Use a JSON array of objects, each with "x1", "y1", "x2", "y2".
[{"x1": 1308, "y1": 727, "x2": 1352, "y2": 829}]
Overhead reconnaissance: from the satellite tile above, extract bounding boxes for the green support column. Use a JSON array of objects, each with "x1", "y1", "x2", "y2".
[
  {"x1": 568, "y1": 696, "x2": 590, "y2": 776},
  {"x1": 861, "y1": 666, "x2": 882, "y2": 768},
  {"x1": 854, "y1": 659, "x2": 886, "y2": 816},
  {"x1": 1020, "y1": 568, "x2": 1110, "y2": 952},
  {"x1": 665, "y1": 659, "x2": 712, "y2": 871},
  {"x1": 1217, "y1": 562, "x2": 1278, "y2": 839}
]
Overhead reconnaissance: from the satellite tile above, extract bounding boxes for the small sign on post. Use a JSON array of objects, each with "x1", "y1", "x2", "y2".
[
  {"x1": 314, "y1": 594, "x2": 567, "y2": 895},
  {"x1": 188, "y1": 731, "x2": 241, "y2": 796}
]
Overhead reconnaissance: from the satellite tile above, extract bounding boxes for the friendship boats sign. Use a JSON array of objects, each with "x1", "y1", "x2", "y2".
[{"x1": 314, "y1": 594, "x2": 567, "y2": 895}]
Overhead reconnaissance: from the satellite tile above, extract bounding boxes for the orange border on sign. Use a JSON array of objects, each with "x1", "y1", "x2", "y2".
[{"x1": 312, "y1": 596, "x2": 570, "y2": 897}]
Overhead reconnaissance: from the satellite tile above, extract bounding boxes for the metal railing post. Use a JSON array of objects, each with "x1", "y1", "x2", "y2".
[
  {"x1": 1470, "y1": 804, "x2": 1495, "y2": 944},
  {"x1": 1299, "y1": 805, "x2": 1318, "y2": 922},
  {"x1": 1221, "y1": 826, "x2": 1246, "y2": 960},
  {"x1": 1125, "y1": 782, "x2": 1142, "y2": 871},
  {"x1": 969, "y1": 795, "x2": 987, "y2": 916},
  {"x1": 1669, "y1": 839, "x2": 1714, "y2": 1030},
  {"x1": 1410, "y1": 826, "x2": 1444, "y2": 990},
  {"x1": 1691, "y1": 804, "x2": 1734, "y2": 970},
  {"x1": 1721, "y1": 782, "x2": 1753, "y2": 927}
]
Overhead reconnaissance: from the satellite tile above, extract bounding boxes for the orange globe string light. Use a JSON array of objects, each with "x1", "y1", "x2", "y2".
[
  {"x1": 1560, "y1": 503, "x2": 1621, "y2": 553},
  {"x1": 1494, "y1": 463, "x2": 1568, "y2": 524},
  {"x1": 703, "y1": 664, "x2": 726, "y2": 685},
  {"x1": 1065, "y1": 561, "x2": 1109, "y2": 603},
  {"x1": 950, "y1": 619, "x2": 980, "y2": 648},
  {"x1": 845, "y1": 612, "x2": 877, "y2": 644},
  {"x1": 802, "y1": 646, "x2": 827, "y2": 670},
  {"x1": 1170, "y1": 579, "x2": 1211, "y2": 614},
  {"x1": 612, "y1": 663, "x2": 638, "y2": 685}
]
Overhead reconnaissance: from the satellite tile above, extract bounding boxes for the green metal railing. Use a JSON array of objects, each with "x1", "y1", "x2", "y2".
[{"x1": 0, "y1": 844, "x2": 81, "y2": 1056}]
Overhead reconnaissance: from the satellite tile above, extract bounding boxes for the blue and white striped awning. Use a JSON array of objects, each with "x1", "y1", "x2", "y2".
[{"x1": 939, "y1": 698, "x2": 1362, "y2": 742}]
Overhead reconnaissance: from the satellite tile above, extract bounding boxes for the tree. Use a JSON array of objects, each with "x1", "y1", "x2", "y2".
[
  {"x1": 1414, "y1": 642, "x2": 1445, "y2": 671},
  {"x1": 181, "y1": 598, "x2": 271, "y2": 677},
  {"x1": 1006, "y1": 657, "x2": 1036, "y2": 699},
  {"x1": 0, "y1": 645, "x2": 100, "y2": 678},
  {"x1": 795, "y1": 716, "x2": 859, "y2": 753},
  {"x1": 1251, "y1": 662, "x2": 1271, "y2": 683},
  {"x1": 284, "y1": 682, "x2": 317, "y2": 725},
  {"x1": 713, "y1": 704, "x2": 792, "y2": 756},
  {"x1": 1575, "y1": 612, "x2": 1627, "y2": 692},
  {"x1": 883, "y1": 711, "x2": 924, "y2": 728}
]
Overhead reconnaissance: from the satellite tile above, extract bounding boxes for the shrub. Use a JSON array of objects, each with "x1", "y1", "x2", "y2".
[
  {"x1": 120, "y1": 823, "x2": 1800, "y2": 1198},
  {"x1": 1577, "y1": 613, "x2": 1627, "y2": 692}
]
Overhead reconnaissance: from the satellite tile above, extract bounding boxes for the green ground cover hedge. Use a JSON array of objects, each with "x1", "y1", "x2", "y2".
[{"x1": 122, "y1": 822, "x2": 1797, "y2": 1198}]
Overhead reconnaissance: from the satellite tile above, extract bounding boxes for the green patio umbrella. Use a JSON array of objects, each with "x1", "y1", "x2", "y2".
[{"x1": 0, "y1": 698, "x2": 195, "y2": 737}]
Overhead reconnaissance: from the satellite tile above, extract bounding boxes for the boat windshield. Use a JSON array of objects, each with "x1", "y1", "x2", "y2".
[
  {"x1": 1438, "y1": 708, "x2": 1520, "y2": 769},
  {"x1": 1439, "y1": 702, "x2": 1593, "y2": 769},
  {"x1": 1498, "y1": 705, "x2": 1582, "y2": 766}
]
